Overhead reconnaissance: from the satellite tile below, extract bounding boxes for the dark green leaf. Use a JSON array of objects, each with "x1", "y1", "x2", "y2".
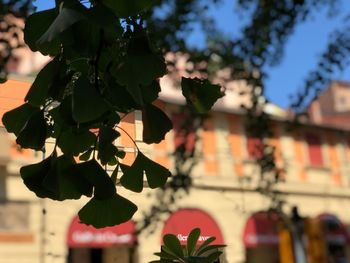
[
  {"x1": 2, "y1": 103, "x2": 38, "y2": 136},
  {"x1": 186, "y1": 256, "x2": 207, "y2": 263},
  {"x1": 187, "y1": 228, "x2": 201, "y2": 256},
  {"x1": 37, "y1": 7, "x2": 86, "y2": 46},
  {"x1": 142, "y1": 104, "x2": 172, "y2": 144},
  {"x1": 120, "y1": 161, "x2": 144, "y2": 193},
  {"x1": 141, "y1": 81, "x2": 161, "y2": 104},
  {"x1": 74, "y1": 160, "x2": 115, "y2": 199},
  {"x1": 102, "y1": 0, "x2": 160, "y2": 17},
  {"x1": 25, "y1": 58, "x2": 60, "y2": 107},
  {"x1": 20, "y1": 157, "x2": 53, "y2": 198},
  {"x1": 103, "y1": 111, "x2": 121, "y2": 127},
  {"x1": 89, "y1": 4, "x2": 118, "y2": 27},
  {"x1": 42, "y1": 155, "x2": 93, "y2": 200},
  {"x1": 97, "y1": 126, "x2": 120, "y2": 165},
  {"x1": 163, "y1": 234, "x2": 184, "y2": 258},
  {"x1": 107, "y1": 157, "x2": 118, "y2": 166},
  {"x1": 116, "y1": 149, "x2": 126, "y2": 159},
  {"x1": 197, "y1": 245, "x2": 226, "y2": 256},
  {"x1": 110, "y1": 165, "x2": 119, "y2": 184},
  {"x1": 103, "y1": 79, "x2": 138, "y2": 112},
  {"x1": 154, "y1": 249, "x2": 179, "y2": 260},
  {"x1": 194, "y1": 237, "x2": 216, "y2": 256},
  {"x1": 88, "y1": 4, "x2": 122, "y2": 45},
  {"x1": 20, "y1": 155, "x2": 93, "y2": 200},
  {"x1": 72, "y1": 75, "x2": 108, "y2": 123},
  {"x1": 56, "y1": 96, "x2": 76, "y2": 126},
  {"x1": 0, "y1": 75, "x2": 7, "y2": 83},
  {"x1": 16, "y1": 110, "x2": 47, "y2": 150},
  {"x1": 62, "y1": 20, "x2": 99, "y2": 58},
  {"x1": 78, "y1": 194, "x2": 137, "y2": 228},
  {"x1": 181, "y1": 77, "x2": 224, "y2": 114},
  {"x1": 161, "y1": 245, "x2": 182, "y2": 261},
  {"x1": 24, "y1": 8, "x2": 60, "y2": 55},
  {"x1": 203, "y1": 251, "x2": 222, "y2": 263},
  {"x1": 113, "y1": 34, "x2": 166, "y2": 105},
  {"x1": 58, "y1": 129, "x2": 96, "y2": 156},
  {"x1": 68, "y1": 58, "x2": 90, "y2": 75},
  {"x1": 48, "y1": 98, "x2": 75, "y2": 139},
  {"x1": 120, "y1": 152, "x2": 170, "y2": 192},
  {"x1": 79, "y1": 148, "x2": 93, "y2": 161},
  {"x1": 141, "y1": 152, "x2": 170, "y2": 188}
]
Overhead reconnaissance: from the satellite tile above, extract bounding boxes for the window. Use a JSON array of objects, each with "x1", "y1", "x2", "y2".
[
  {"x1": 305, "y1": 133, "x2": 323, "y2": 167},
  {"x1": 172, "y1": 113, "x2": 195, "y2": 154},
  {"x1": 338, "y1": 96, "x2": 347, "y2": 106},
  {"x1": 0, "y1": 202, "x2": 29, "y2": 231},
  {"x1": 247, "y1": 137, "x2": 264, "y2": 160}
]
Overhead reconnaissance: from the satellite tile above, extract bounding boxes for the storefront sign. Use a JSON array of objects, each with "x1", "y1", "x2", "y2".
[
  {"x1": 243, "y1": 211, "x2": 280, "y2": 247},
  {"x1": 319, "y1": 213, "x2": 350, "y2": 245},
  {"x1": 67, "y1": 216, "x2": 136, "y2": 248},
  {"x1": 176, "y1": 234, "x2": 212, "y2": 242},
  {"x1": 72, "y1": 231, "x2": 133, "y2": 244},
  {"x1": 244, "y1": 233, "x2": 279, "y2": 245},
  {"x1": 161, "y1": 208, "x2": 224, "y2": 245}
]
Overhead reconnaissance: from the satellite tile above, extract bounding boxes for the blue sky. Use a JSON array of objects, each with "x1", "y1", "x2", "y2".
[{"x1": 33, "y1": 0, "x2": 350, "y2": 109}]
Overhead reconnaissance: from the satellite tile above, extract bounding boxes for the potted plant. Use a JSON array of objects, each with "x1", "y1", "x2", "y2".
[{"x1": 151, "y1": 228, "x2": 226, "y2": 263}]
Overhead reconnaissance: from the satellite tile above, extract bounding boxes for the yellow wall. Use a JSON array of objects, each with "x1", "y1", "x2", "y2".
[{"x1": 2, "y1": 79, "x2": 350, "y2": 262}]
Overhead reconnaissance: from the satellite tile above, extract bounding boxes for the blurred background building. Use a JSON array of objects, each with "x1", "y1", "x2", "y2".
[
  {"x1": 308, "y1": 81, "x2": 350, "y2": 130},
  {"x1": 1, "y1": 34, "x2": 350, "y2": 263}
]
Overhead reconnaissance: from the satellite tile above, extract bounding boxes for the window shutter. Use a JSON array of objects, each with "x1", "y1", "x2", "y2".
[
  {"x1": 172, "y1": 113, "x2": 195, "y2": 153},
  {"x1": 305, "y1": 133, "x2": 323, "y2": 166},
  {"x1": 247, "y1": 137, "x2": 263, "y2": 159}
]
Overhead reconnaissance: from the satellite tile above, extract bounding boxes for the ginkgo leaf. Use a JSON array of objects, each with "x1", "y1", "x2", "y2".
[
  {"x1": 42, "y1": 155, "x2": 93, "y2": 200},
  {"x1": 182, "y1": 77, "x2": 224, "y2": 114},
  {"x1": 119, "y1": 160, "x2": 144, "y2": 193},
  {"x1": 2, "y1": 103, "x2": 38, "y2": 136},
  {"x1": 103, "y1": 79, "x2": 138, "y2": 112},
  {"x1": 37, "y1": 7, "x2": 86, "y2": 46},
  {"x1": 113, "y1": 33, "x2": 166, "y2": 105},
  {"x1": 141, "y1": 81, "x2": 161, "y2": 104},
  {"x1": 78, "y1": 194, "x2": 137, "y2": 228},
  {"x1": 88, "y1": 4, "x2": 122, "y2": 44},
  {"x1": 142, "y1": 153, "x2": 171, "y2": 188},
  {"x1": 97, "y1": 126, "x2": 120, "y2": 165},
  {"x1": 20, "y1": 156, "x2": 93, "y2": 200},
  {"x1": 58, "y1": 129, "x2": 96, "y2": 156},
  {"x1": 25, "y1": 57, "x2": 60, "y2": 107},
  {"x1": 24, "y1": 8, "x2": 60, "y2": 55},
  {"x1": 142, "y1": 104, "x2": 172, "y2": 144},
  {"x1": 74, "y1": 160, "x2": 116, "y2": 200},
  {"x1": 16, "y1": 110, "x2": 47, "y2": 150},
  {"x1": 120, "y1": 152, "x2": 170, "y2": 192},
  {"x1": 72, "y1": 75, "x2": 108, "y2": 123},
  {"x1": 20, "y1": 157, "x2": 53, "y2": 198},
  {"x1": 79, "y1": 148, "x2": 93, "y2": 161}
]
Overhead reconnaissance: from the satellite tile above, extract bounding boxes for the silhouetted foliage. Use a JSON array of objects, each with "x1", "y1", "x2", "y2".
[{"x1": 2, "y1": 0, "x2": 350, "y2": 227}]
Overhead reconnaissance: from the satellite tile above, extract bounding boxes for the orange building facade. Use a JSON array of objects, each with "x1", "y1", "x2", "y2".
[{"x1": 1, "y1": 76, "x2": 350, "y2": 263}]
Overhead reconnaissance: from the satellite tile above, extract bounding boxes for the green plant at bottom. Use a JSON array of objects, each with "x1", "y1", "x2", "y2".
[{"x1": 151, "y1": 228, "x2": 226, "y2": 263}]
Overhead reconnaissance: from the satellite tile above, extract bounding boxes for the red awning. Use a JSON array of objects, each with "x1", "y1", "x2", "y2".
[
  {"x1": 161, "y1": 208, "x2": 224, "y2": 245},
  {"x1": 243, "y1": 211, "x2": 280, "y2": 248},
  {"x1": 67, "y1": 216, "x2": 136, "y2": 248},
  {"x1": 319, "y1": 213, "x2": 350, "y2": 245}
]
